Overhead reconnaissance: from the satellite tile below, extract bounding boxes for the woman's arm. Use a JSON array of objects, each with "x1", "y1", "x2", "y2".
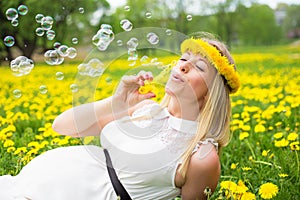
[
  {"x1": 52, "y1": 71, "x2": 155, "y2": 137},
  {"x1": 181, "y1": 143, "x2": 220, "y2": 200}
]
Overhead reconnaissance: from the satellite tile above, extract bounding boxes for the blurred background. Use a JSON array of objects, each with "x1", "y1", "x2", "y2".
[{"x1": 1, "y1": 0, "x2": 300, "y2": 65}]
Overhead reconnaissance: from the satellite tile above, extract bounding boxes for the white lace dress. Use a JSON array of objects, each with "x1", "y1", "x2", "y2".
[{"x1": 0, "y1": 103, "x2": 217, "y2": 200}]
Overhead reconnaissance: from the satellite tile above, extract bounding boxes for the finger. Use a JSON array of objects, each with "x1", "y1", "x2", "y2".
[{"x1": 139, "y1": 92, "x2": 156, "y2": 101}]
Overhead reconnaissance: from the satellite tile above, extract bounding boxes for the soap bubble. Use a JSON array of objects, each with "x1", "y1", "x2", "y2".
[
  {"x1": 53, "y1": 42, "x2": 61, "y2": 49},
  {"x1": 128, "y1": 50, "x2": 138, "y2": 61},
  {"x1": 117, "y1": 40, "x2": 123, "y2": 46},
  {"x1": 78, "y1": 58, "x2": 104, "y2": 77},
  {"x1": 127, "y1": 37, "x2": 138, "y2": 50},
  {"x1": 57, "y1": 45, "x2": 69, "y2": 57},
  {"x1": 72, "y1": 37, "x2": 78, "y2": 44},
  {"x1": 105, "y1": 77, "x2": 112, "y2": 84},
  {"x1": 55, "y1": 72, "x2": 64, "y2": 80},
  {"x1": 46, "y1": 30, "x2": 55, "y2": 40},
  {"x1": 17, "y1": 5, "x2": 28, "y2": 15},
  {"x1": 120, "y1": 19, "x2": 133, "y2": 31},
  {"x1": 35, "y1": 27, "x2": 44, "y2": 36},
  {"x1": 70, "y1": 84, "x2": 79, "y2": 93},
  {"x1": 11, "y1": 19, "x2": 19, "y2": 27},
  {"x1": 44, "y1": 50, "x2": 64, "y2": 65},
  {"x1": 39, "y1": 85, "x2": 48, "y2": 94},
  {"x1": 92, "y1": 24, "x2": 114, "y2": 51},
  {"x1": 6, "y1": 8, "x2": 18, "y2": 21},
  {"x1": 41, "y1": 16, "x2": 53, "y2": 30},
  {"x1": 186, "y1": 14, "x2": 193, "y2": 21},
  {"x1": 147, "y1": 32, "x2": 159, "y2": 45},
  {"x1": 124, "y1": 5, "x2": 130, "y2": 12},
  {"x1": 13, "y1": 89, "x2": 22, "y2": 98},
  {"x1": 145, "y1": 12, "x2": 152, "y2": 19},
  {"x1": 10, "y1": 56, "x2": 34, "y2": 76},
  {"x1": 79, "y1": 7, "x2": 84, "y2": 14},
  {"x1": 166, "y1": 29, "x2": 172, "y2": 36},
  {"x1": 67, "y1": 47, "x2": 77, "y2": 59},
  {"x1": 35, "y1": 14, "x2": 44, "y2": 23},
  {"x1": 140, "y1": 55, "x2": 149, "y2": 63},
  {"x1": 4, "y1": 36, "x2": 15, "y2": 47}
]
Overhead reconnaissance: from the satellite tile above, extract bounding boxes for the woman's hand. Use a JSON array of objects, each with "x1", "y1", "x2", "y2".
[{"x1": 113, "y1": 71, "x2": 156, "y2": 107}]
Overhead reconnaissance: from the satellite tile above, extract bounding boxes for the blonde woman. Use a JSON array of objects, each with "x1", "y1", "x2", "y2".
[{"x1": 0, "y1": 36, "x2": 239, "y2": 200}]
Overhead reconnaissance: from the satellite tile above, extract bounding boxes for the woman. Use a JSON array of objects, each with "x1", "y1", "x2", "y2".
[{"x1": 0, "y1": 36, "x2": 240, "y2": 200}]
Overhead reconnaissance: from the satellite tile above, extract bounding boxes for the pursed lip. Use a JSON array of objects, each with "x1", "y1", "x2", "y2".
[{"x1": 171, "y1": 72, "x2": 185, "y2": 83}]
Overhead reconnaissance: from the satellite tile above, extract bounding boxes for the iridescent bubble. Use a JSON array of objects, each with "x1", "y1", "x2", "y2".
[
  {"x1": 10, "y1": 56, "x2": 34, "y2": 76},
  {"x1": 92, "y1": 25, "x2": 114, "y2": 51},
  {"x1": 72, "y1": 37, "x2": 78, "y2": 44},
  {"x1": 53, "y1": 42, "x2": 61, "y2": 49},
  {"x1": 79, "y1": 7, "x2": 84, "y2": 14},
  {"x1": 44, "y1": 50, "x2": 64, "y2": 65},
  {"x1": 39, "y1": 85, "x2": 48, "y2": 94},
  {"x1": 6, "y1": 8, "x2": 18, "y2": 21},
  {"x1": 13, "y1": 89, "x2": 22, "y2": 98},
  {"x1": 57, "y1": 45, "x2": 69, "y2": 57},
  {"x1": 127, "y1": 37, "x2": 138, "y2": 50},
  {"x1": 140, "y1": 55, "x2": 149, "y2": 63},
  {"x1": 70, "y1": 84, "x2": 78, "y2": 93},
  {"x1": 35, "y1": 27, "x2": 45, "y2": 36},
  {"x1": 41, "y1": 16, "x2": 53, "y2": 30},
  {"x1": 145, "y1": 12, "x2": 152, "y2": 19},
  {"x1": 186, "y1": 14, "x2": 193, "y2": 21},
  {"x1": 128, "y1": 50, "x2": 138, "y2": 61},
  {"x1": 120, "y1": 19, "x2": 133, "y2": 31},
  {"x1": 166, "y1": 29, "x2": 172, "y2": 36},
  {"x1": 124, "y1": 5, "x2": 130, "y2": 12},
  {"x1": 17, "y1": 5, "x2": 28, "y2": 15},
  {"x1": 46, "y1": 30, "x2": 55, "y2": 40},
  {"x1": 67, "y1": 47, "x2": 77, "y2": 59},
  {"x1": 11, "y1": 19, "x2": 19, "y2": 27},
  {"x1": 4, "y1": 36, "x2": 15, "y2": 47},
  {"x1": 55, "y1": 71, "x2": 64, "y2": 80},
  {"x1": 117, "y1": 40, "x2": 123, "y2": 46},
  {"x1": 147, "y1": 32, "x2": 159, "y2": 45},
  {"x1": 35, "y1": 14, "x2": 44, "y2": 23}
]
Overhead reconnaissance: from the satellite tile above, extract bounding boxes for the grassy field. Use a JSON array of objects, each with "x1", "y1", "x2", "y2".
[{"x1": 0, "y1": 44, "x2": 299, "y2": 199}]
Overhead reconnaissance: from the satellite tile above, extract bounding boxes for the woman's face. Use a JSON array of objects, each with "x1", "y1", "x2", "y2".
[{"x1": 165, "y1": 51, "x2": 217, "y2": 105}]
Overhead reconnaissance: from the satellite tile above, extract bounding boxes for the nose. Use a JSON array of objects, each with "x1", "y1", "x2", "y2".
[{"x1": 179, "y1": 62, "x2": 190, "y2": 74}]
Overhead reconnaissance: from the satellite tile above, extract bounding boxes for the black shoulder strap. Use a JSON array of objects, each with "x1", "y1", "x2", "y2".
[{"x1": 103, "y1": 149, "x2": 132, "y2": 200}]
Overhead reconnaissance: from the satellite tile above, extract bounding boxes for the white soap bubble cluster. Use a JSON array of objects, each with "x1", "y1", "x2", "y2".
[
  {"x1": 77, "y1": 58, "x2": 104, "y2": 77},
  {"x1": 10, "y1": 56, "x2": 34, "y2": 77},
  {"x1": 35, "y1": 14, "x2": 56, "y2": 40},
  {"x1": 5, "y1": 5, "x2": 28, "y2": 27},
  {"x1": 127, "y1": 37, "x2": 139, "y2": 62},
  {"x1": 92, "y1": 24, "x2": 114, "y2": 51},
  {"x1": 44, "y1": 44, "x2": 77, "y2": 65}
]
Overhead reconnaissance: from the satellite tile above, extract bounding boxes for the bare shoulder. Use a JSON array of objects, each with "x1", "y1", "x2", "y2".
[{"x1": 181, "y1": 143, "x2": 220, "y2": 200}]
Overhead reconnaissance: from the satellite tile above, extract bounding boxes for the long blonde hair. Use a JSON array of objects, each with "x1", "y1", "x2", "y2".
[{"x1": 160, "y1": 38, "x2": 234, "y2": 178}]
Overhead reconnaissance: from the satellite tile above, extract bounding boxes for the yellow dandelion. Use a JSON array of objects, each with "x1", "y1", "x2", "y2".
[
  {"x1": 259, "y1": 182, "x2": 279, "y2": 199},
  {"x1": 287, "y1": 132, "x2": 298, "y2": 141},
  {"x1": 290, "y1": 141, "x2": 299, "y2": 151},
  {"x1": 278, "y1": 173, "x2": 288, "y2": 178},
  {"x1": 3, "y1": 139, "x2": 15, "y2": 147},
  {"x1": 7, "y1": 146, "x2": 16, "y2": 153},
  {"x1": 254, "y1": 124, "x2": 266, "y2": 133},
  {"x1": 262, "y1": 150, "x2": 270, "y2": 157},
  {"x1": 220, "y1": 180, "x2": 237, "y2": 192},
  {"x1": 241, "y1": 192, "x2": 256, "y2": 200},
  {"x1": 274, "y1": 138, "x2": 289, "y2": 148},
  {"x1": 239, "y1": 132, "x2": 249, "y2": 140},
  {"x1": 242, "y1": 167, "x2": 252, "y2": 171},
  {"x1": 273, "y1": 132, "x2": 283, "y2": 139},
  {"x1": 231, "y1": 163, "x2": 238, "y2": 170}
]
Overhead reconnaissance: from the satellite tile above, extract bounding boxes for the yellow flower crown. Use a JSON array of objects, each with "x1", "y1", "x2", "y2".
[{"x1": 180, "y1": 38, "x2": 240, "y2": 93}]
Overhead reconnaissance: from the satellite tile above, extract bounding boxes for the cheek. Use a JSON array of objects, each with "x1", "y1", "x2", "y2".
[{"x1": 191, "y1": 77, "x2": 208, "y2": 98}]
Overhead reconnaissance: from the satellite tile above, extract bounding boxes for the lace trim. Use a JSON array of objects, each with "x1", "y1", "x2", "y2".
[{"x1": 192, "y1": 138, "x2": 219, "y2": 154}]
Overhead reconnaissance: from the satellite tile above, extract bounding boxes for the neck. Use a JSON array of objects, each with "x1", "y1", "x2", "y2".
[{"x1": 167, "y1": 97, "x2": 202, "y2": 121}]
